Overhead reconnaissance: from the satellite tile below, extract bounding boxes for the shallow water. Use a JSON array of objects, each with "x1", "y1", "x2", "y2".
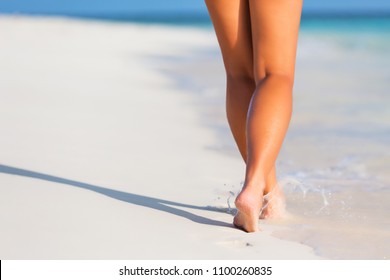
[
  {"x1": 163, "y1": 17, "x2": 390, "y2": 259},
  {"x1": 270, "y1": 28, "x2": 389, "y2": 258}
]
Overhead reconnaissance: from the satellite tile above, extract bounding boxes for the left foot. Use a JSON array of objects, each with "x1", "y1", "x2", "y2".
[{"x1": 233, "y1": 185, "x2": 263, "y2": 232}]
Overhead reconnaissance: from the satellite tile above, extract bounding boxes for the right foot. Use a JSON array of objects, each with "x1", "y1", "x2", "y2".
[
  {"x1": 260, "y1": 185, "x2": 286, "y2": 219},
  {"x1": 233, "y1": 185, "x2": 263, "y2": 232}
]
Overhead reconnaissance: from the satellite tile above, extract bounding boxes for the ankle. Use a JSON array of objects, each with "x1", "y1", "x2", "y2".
[
  {"x1": 264, "y1": 183, "x2": 278, "y2": 195},
  {"x1": 242, "y1": 179, "x2": 266, "y2": 192}
]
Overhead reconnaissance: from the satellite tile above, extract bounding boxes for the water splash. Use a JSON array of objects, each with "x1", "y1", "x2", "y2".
[
  {"x1": 220, "y1": 156, "x2": 381, "y2": 222},
  {"x1": 227, "y1": 190, "x2": 236, "y2": 215}
]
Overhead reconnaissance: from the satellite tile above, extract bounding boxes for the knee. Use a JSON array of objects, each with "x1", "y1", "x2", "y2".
[
  {"x1": 225, "y1": 68, "x2": 255, "y2": 87},
  {"x1": 255, "y1": 72, "x2": 295, "y2": 90}
]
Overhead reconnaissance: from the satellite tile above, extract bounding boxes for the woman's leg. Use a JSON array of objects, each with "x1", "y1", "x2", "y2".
[
  {"x1": 234, "y1": 0, "x2": 303, "y2": 232},
  {"x1": 204, "y1": 0, "x2": 278, "y2": 202},
  {"x1": 204, "y1": 0, "x2": 254, "y2": 159}
]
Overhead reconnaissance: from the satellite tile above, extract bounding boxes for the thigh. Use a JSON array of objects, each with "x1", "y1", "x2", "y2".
[
  {"x1": 205, "y1": 0, "x2": 253, "y2": 78},
  {"x1": 249, "y1": 0, "x2": 303, "y2": 82}
]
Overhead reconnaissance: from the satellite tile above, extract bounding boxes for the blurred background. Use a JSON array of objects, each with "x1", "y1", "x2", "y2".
[{"x1": 1, "y1": 0, "x2": 390, "y2": 24}]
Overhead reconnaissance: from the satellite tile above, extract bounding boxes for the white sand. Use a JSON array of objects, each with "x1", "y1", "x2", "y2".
[{"x1": 0, "y1": 16, "x2": 319, "y2": 259}]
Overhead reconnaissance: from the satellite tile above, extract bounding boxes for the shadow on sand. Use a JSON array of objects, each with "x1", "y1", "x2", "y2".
[{"x1": 0, "y1": 164, "x2": 233, "y2": 229}]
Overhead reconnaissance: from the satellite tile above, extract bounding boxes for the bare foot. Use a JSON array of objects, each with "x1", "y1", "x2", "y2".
[
  {"x1": 260, "y1": 185, "x2": 286, "y2": 219},
  {"x1": 233, "y1": 185, "x2": 263, "y2": 232}
]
